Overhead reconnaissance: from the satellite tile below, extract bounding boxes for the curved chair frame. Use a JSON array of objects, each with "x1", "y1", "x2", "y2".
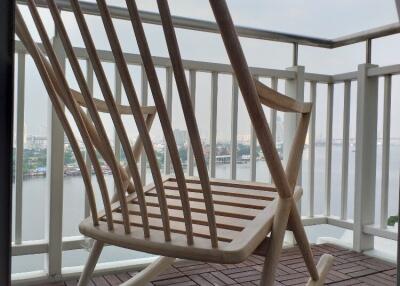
[{"x1": 15, "y1": 1, "x2": 333, "y2": 285}]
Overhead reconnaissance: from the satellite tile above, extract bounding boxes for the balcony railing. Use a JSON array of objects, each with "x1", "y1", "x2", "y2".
[{"x1": 12, "y1": 1, "x2": 399, "y2": 284}]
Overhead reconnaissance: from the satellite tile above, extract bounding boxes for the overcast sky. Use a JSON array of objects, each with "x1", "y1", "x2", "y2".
[{"x1": 17, "y1": 0, "x2": 400, "y2": 143}]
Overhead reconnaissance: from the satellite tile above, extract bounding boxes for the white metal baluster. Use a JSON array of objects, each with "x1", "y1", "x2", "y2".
[
  {"x1": 15, "y1": 53, "x2": 26, "y2": 245},
  {"x1": 187, "y1": 70, "x2": 196, "y2": 176},
  {"x1": 325, "y1": 83, "x2": 334, "y2": 216},
  {"x1": 268, "y1": 77, "x2": 278, "y2": 184},
  {"x1": 250, "y1": 128, "x2": 257, "y2": 181},
  {"x1": 230, "y1": 78, "x2": 238, "y2": 180},
  {"x1": 209, "y1": 72, "x2": 218, "y2": 178},
  {"x1": 84, "y1": 60, "x2": 94, "y2": 219},
  {"x1": 309, "y1": 81, "x2": 317, "y2": 218},
  {"x1": 114, "y1": 66, "x2": 122, "y2": 160},
  {"x1": 249, "y1": 76, "x2": 258, "y2": 182},
  {"x1": 340, "y1": 81, "x2": 351, "y2": 220},
  {"x1": 140, "y1": 67, "x2": 148, "y2": 184},
  {"x1": 285, "y1": 66, "x2": 304, "y2": 216},
  {"x1": 113, "y1": 64, "x2": 122, "y2": 184},
  {"x1": 164, "y1": 67, "x2": 173, "y2": 175},
  {"x1": 270, "y1": 77, "x2": 278, "y2": 143},
  {"x1": 46, "y1": 32, "x2": 65, "y2": 280},
  {"x1": 380, "y1": 75, "x2": 391, "y2": 228}
]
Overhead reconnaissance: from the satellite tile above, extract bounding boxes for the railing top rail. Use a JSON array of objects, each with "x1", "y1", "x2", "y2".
[
  {"x1": 332, "y1": 22, "x2": 400, "y2": 48},
  {"x1": 16, "y1": 0, "x2": 400, "y2": 49},
  {"x1": 15, "y1": 39, "x2": 399, "y2": 83},
  {"x1": 14, "y1": 40, "x2": 297, "y2": 79},
  {"x1": 368, "y1": 64, "x2": 400, "y2": 77}
]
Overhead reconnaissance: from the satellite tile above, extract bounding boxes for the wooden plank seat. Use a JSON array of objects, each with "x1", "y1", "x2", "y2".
[{"x1": 80, "y1": 176, "x2": 301, "y2": 264}]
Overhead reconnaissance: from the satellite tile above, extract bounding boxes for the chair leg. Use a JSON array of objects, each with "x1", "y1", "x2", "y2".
[
  {"x1": 289, "y1": 207, "x2": 319, "y2": 280},
  {"x1": 260, "y1": 198, "x2": 292, "y2": 286},
  {"x1": 305, "y1": 254, "x2": 334, "y2": 286},
  {"x1": 289, "y1": 206, "x2": 334, "y2": 285},
  {"x1": 78, "y1": 240, "x2": 104, "y2": 286},
  {"x1": 120, "y1": 256, "x2": 176, "y2": 286}
]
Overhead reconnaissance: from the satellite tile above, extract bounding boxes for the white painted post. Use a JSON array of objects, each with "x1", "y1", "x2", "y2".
[
  {"x1": 325, "y1": 83, "x2": 334, "y2": 216},
  {"x1": 114, "y1": 66, "x2": 122, "y2": 163},
  {"x1": 268, "y1": 77, "x2": 278, "y2": 184},
  {"x1": 249, "y1": 75, "x2": 259, "y2": 182},
  {"x1": 113, "y1": 64, "x2": 122, "y2": 200},
  {"x1": 209, "y1": 72, "x2": 218, "y2": 178},
  {"x1": 164, "y1": 67, "x2": 173, "y2": 175},
  {"x1": 380, "y1": 75, "x2": 391, "y2": 228},
  {"x1": 340, "y1": 81, "x2": 351, "y2": 220},
  {"x1": 187, "y1": 70, "x2": 196, "y2": 176},
  {"x1": 308, "y1": 82, "x2": 317, "y2": 218},
  {"x1": 230, "y1": 78, "x2": 238, "y2": 180},
  {"x1": 84, "y1": 60, "x2": 94, "y2": 219},
  {"x1": 15, "y1": 53, "x2": 26, "y2": 245},
  {"x1": 140, "y1": 67, "x2": 148, "y2": 184},
  {"x1": 353, "y1": 64, "x2": 379, "y2": 252},
  {"x1": 250, "y1": 127, "x2": 257, "y2": 181},
  {"x1": 284, "y1": 66, "x2": 304, "y2": 245},
  {"x1": 284, "y1": 66, "x2": 305, "y2": 208},
  {"x1": 45, "y1": 33, "x2": 65, "y2": 280},
  {"x1": 270, "y1": 77, "x2": 278, "y2": 144}
]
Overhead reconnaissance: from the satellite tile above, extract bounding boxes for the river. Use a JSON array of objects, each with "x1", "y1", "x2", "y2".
[{"x1": 11, "y1": 145, "x2": 400, "y2": 273}]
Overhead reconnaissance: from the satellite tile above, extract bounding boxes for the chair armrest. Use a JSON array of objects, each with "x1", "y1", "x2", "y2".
[
  {"x1": 70, "y1": 88, "x2": 156, "y2": 115},
  {"x1": 254, "y1": 79, "x2": 312, "y2": 114}
]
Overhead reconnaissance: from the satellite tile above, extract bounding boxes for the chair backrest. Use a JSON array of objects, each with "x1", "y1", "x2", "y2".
[{"x1": 15, "y1": 0, "x2": 311, "y2": 249}]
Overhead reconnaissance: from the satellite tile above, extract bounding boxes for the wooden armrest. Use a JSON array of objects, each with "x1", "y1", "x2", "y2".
[
  {"x1": 254, "y1": 79, "x2": 312, "y2": 114},
  {"x1": 70, "y1": 89, "x2": 156, "y2": 115}
]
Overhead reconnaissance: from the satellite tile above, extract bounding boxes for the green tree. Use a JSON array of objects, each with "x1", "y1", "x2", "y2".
[{"x1": 387, "y1": 215, "x2": 398, "y2": 227}]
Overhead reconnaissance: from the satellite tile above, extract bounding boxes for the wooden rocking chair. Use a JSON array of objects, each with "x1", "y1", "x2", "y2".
[{"x1": 15, "y1": 0, "x2": 333, "y2": 285}]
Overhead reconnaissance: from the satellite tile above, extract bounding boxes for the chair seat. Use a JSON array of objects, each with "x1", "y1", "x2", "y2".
[{"x1": 79, "y1": 176, "x2": 281, "y2": 264}]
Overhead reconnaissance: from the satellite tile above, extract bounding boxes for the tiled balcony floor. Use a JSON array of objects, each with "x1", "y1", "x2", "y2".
[{"x1": 48, "y1": 244, "x2": 396, "y2": 286}]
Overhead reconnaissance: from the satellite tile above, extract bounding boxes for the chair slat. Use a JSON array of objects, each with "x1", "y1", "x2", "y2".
[
  {"x1": 44, "y1": 0, "x2": 134, "y2": 234},
  {"x1": 125, "y1": 204, "x2": 249, "y2": 231},
  {"x1": 157, "y1": 0, "x2": 219, "y2": 248},
  {"x1": 140, "y1": 195, "x2": 260, "y2": 220},
  {"x1": 94, "y1": 0, "x2": 172, "y2": 241},
  {"x1": 25, "y1": 1, "x2": 116, "y2": 230},
  {"x1": 63, "y1": 0, "x2": 153, "y2": 236},
  {"x1": 163, "y1": 181, "x2": 276, "y2": 201},
  {"x1": 124, "y1": 0, "x2": 194, "y2": 246},
  {"x1": 168, "y1": 177, "x2": 277, "y2": 192},
  {"x1": 159, "y1": 189, "x2": 268, "y2": 210},
  {"x1": 107, "y1": 213, "x2": 239, "y2": 243}
]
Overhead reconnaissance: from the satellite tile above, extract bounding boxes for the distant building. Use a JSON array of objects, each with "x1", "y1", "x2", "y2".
[
  {"x1": 26, "y1": 135, "x2": 47, "y2": 150},
  {"x1": 173, "y1": 129, "x2": 188, "y2": 146}
]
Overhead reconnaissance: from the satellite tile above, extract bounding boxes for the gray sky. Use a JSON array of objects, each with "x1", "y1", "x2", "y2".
[{"x1": 17, "y1": 0, "x2": 400, "y2": 143}]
